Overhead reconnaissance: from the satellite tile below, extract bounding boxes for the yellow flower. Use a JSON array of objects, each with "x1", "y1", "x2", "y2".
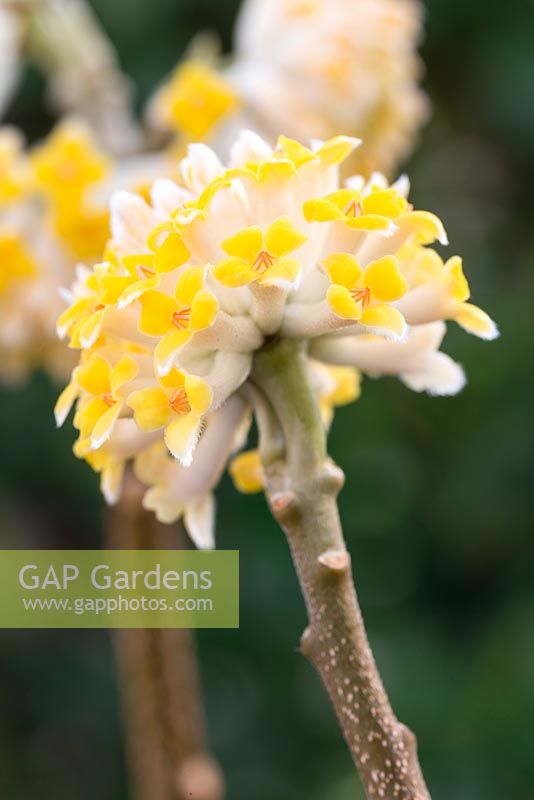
[
  {"x1": 318, "y1": 365, "x2": 361, "y2": 427},
  {"x1": 229, "y1": 449, "x2": 264, "y2": 494},
  {"x1": 150, "y1": 60, "x2": 238, "y2": 140},
  {"x1": 213, "y1": 216, "x2": 307, "y2": 288},
  {"x1": 0, "y1": 233, "x2": 38, "y2": 296},
  {"x1": 31, "y1": 120, "x2": 109, "y2": 205},
  {"x1": 304, "y1": 187, "x2": 407, "y2": 233},
  {"x1": 138, "y1": 266, "x2": 218, "y2": 374},
  {"x1": 127, "y1": 369, "x2": 212, "y2": 463},
  {"x1": 103, "y1": 234, "x2": 191, "y2": 309},
  {"x1": 56, "y1": 352, "x2": 138, "y2": 449},
  {"x1": 0, "y1": 128, "x2": 31, "y2": 205},
  {"x1": 323, "y1": 252, "x2": 408, "y2": 336}
]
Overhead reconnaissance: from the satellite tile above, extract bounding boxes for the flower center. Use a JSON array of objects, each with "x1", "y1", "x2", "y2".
[
  {"x1": 171, "y1": 307, "x2": 191, "y2": 329},
  {"x1": 168, "y1": 389, "x2": 191, "y2": 415},
  {"x1": 136, "y1": 264, "x2": 156, "y2": 280},
  {"x1": 102, "y1": 393, "x2": 116, "y2": 408},
  {"x1": 344, "y1": 199, "x2": 362, "y2": 218},
  {"x1": 350, "y1": 287, "x2": 371, "y2": 308},
  {"x1": 253, "y1": 250, "x2": 274, "y2": 274}
]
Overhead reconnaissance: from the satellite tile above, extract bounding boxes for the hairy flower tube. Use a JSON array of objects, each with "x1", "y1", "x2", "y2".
[
  {"x1": 55, "y1": 131, "x2": 497, "y2": 548},
  {"x1": 149, "y1": 0, "x2": 428, "y2": 176}
]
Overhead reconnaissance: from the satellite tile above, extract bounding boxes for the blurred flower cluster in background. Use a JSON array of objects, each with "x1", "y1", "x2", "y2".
[{"x1": 0, "y1": 1, "x2": 531, "y2": 799}]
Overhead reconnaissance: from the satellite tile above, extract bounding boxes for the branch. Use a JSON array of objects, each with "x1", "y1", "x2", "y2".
[
  {"x1": 252, "y1": 339, "x2": 430, "y2": 800},
  {"x1": 105, "y1": 471, "x2": 224, "y2": 800}
]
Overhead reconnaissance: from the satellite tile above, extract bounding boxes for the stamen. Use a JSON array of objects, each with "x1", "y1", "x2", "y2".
[
  {"x1": 171, "y1": 307, "x2": 191, "y2": 329},
  {"x1": 344, "y1": 199, "x2": 362, "y2": 218},
  {"x1": 136, "y1": 264, "x2": 156, "y2": 280},
  {"x1": 253, "y1": 250, "x2": 274, "y2": 274},
  {"x1": 102, "y1": 393, "x2": 116, "y2": 408},
  {"x1": 350, "y1": 287, "x2": 371, "y2": 308},
  {"x1": 94, "y1": 304, "x2": 105, "y2": 311},
  {"x1": 168, "y1": 388, "x2": 191, "y2": 415}
]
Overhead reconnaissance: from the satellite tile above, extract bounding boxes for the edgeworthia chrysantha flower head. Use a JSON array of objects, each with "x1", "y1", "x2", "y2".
[
  {"x1": 150, "y1": 0, "x2": 428, "y2": 176},
  {"x1": 54, "y1": 131, "x2": 497, "y2": 548}
]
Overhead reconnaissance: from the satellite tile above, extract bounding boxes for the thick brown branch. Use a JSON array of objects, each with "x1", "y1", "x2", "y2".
[
  {"x1": 105, "y1": 473, "x2": 224, "y2": 800},
  {"x1": 253, "y1": 340, "x2": 430, "y2": 800}
]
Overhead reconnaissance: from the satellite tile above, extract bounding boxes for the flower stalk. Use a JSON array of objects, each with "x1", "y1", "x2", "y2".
[
  {"x1": 252, "y1": 338, "x2": 430, "y2": 800},
  {"x1": 105, "y1": 472, "x2": 224, "y2": 800}
]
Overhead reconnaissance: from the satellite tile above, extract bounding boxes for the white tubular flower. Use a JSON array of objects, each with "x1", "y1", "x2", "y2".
[
  {"x1": 134, "y1": 394, "x2": 250, "y2": 548},
  {"x1": 56, "y1": 131, "x2": 497, "y2": 543},
  {"x1": 311, "y1": 322, "x2": 466, "y2": 397},
  {"x1": 228, "y1": 0, "x2": 429, "y2": 175}
]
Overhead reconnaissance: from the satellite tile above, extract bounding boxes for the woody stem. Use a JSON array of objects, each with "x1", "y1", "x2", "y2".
[
  {"x1": 252, "y1": 339, "x2": 431, "y2": 800},
  {"x1": 105, "y1": 472, "x2": 224, "y2": 800}
]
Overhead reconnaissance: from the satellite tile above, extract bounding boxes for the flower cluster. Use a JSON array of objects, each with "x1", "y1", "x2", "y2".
[
  {"x1": 150, "y1": 0, "x2": 428, "y2": 176},
  {"x1": 55, "y1": 132, "x2": 497, "y2": 547}
]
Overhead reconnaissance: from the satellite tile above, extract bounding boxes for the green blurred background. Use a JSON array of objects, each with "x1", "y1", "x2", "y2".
[{"x1": 0, "y1": 0, "x2": 533, "y2": 798}]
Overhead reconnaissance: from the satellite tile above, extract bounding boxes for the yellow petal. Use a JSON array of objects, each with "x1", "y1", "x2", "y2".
[
  {"x1": 164, "y1": 415, "x2": 201, "y2": 463},
  {"x1": 257, "y1": 159, "x2": 296, "y2": 182},
  {"x1": 79, "y1": 308, "x2": 106, "y2": 348},
  {"x1": 359, "y1": 305, "x2": 406, "y2": 337},
  {"x1": 454, "y1": 302, "x2": 499, "y2": 340},
  {"x1": 91, "y1": 400, "x2": 123, "y2": 449},
  {"x1": 326, "y1": 285, "x2": 361, "y2": 320},
  {"x1": 101, "y1": 460, "x2": 125, "y2": 505},
  {"x1": 363, "y1": 256, "x2": 409, "y2": 302},
  {"x1": 325, "y1": 366, "x2": 361, "y2": 406},
  {"x1": 362, "y1": 189, "x2": 407, "y2": 218},
  {"x1": 54, "y1": 382, "x2": 79, "y2": 427},
  {"x1": 139, "y1": 290, "x2": 177, "y2": 336},
  {"x1": 74, "y1": 354, "x2": 111, "y2": 396},
  {"x1": 127, "y1": 387, "x2": 171, "y2": 430},
  {"x1": 74, "y1": 396, "x2": 109, "y2": 437},
  {"x1": 277, "y1": 136, "x2": 315, "y2": 167},
  {"x1": 325, "y1": 189, "x2": 360, "y2": 212},
  {"x1": 154, "y1": 231, "x2": 190, "y2": 273},
  {"x1": 229, "y1": 450, "x2": 264, "y2": 494},
  {"x1": 160, "y1": 367, "x2": 186, "y2": 391},
  {"x1": 189, "y1": 289, "x2": 218, "y2": 330},
  {"x1": 118, "y1": 275, "x2": 161, "y2": 307},
  {"x1": 221, "y1": 226, "x2": 263, "y2": 261},
  {"x1": 317, "y1": 136, "x2": 360, "y2": 166},
  {"x1": 195, "y1": 176, "x2": 231, "y2": 212},
  {"x1": 154, "y1": 330, "x2": 191, "y2": 375},
  {"x1": 322, "y1": 253, "x2": 363, "y2": 289},
  {"x1": 259, "y1": 256, "x2": 301, "y2": 287},
  {"x1": 185, "y1": 374, "x2": 212, "y2": 415},
  {"x1": 445, "y1": 256, "x2": 470, "y2": 302},
  {"x1": 344, "y1": 215, "x2": 396, "y2": 233},
  {"x1": 265, "y1": 216, "x2": 307, "y2": 257},
  {"x1": 303, "y1": 197, "x2": 344, "y2": 223},
  {"x1": 174, "y1": 265, "x2": 205, "y2": 306},
  {"x1": 211, "y1": 256, "x2": 257, "y2": 287},
  {"x1": 57, "y1": 298, "x2": 89, "y2": 338},
  {"x1": 398, "y1": 211, "x2": 448, "y2": 245},
  {"x1": 99, "y1": 275, "x2": 133, "y2": 305},
  {"x1": 110, "y1": 356, "x2": 139, "y2": 394}
]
